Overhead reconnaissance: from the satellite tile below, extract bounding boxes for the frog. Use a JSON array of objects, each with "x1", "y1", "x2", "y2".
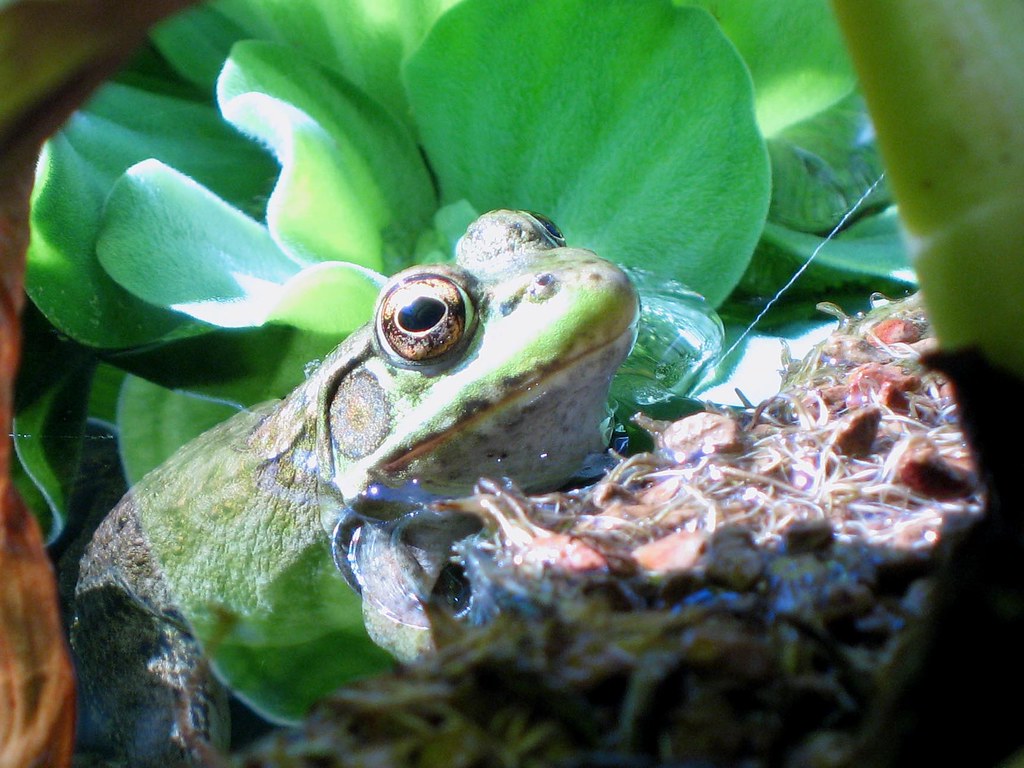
[{"x1": 71, "y1": 209, "x2": 639, "y2": 766}]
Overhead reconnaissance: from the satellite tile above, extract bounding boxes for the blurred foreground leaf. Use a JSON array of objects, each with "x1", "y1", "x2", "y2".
[
  {"x1": 0, "y1": 488, "x2": 76, "y2": 768},
  {"x1": 1, "y1": 1, "x2": 208, "y2": 764},
  {"x1": 832, "y1": 0, "x2": 1024, "y2": 377},
  {"x1": 0, "y1": 0, "x2": 199, "y2": 177}
]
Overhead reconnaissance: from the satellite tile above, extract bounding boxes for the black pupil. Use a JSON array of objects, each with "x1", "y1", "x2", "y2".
[
  {"x1": 529, "y1": 212, "x2": 564, "y2": 244},
  {"x1": 398, "y1": 296, "x2": 447, "y2": 332}
]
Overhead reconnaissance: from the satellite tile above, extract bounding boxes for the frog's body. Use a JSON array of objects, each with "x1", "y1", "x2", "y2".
[{"x1": 72, "y1": 211, "x2": 639, "y2": 765}]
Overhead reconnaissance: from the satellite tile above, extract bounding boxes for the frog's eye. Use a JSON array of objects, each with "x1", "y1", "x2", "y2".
[
  {"x1": 376, "y1": 274, "x2": 475, "y2": 364},
  {"x1": 524, "y1": 211, "x2": 566, "y2": 248}
]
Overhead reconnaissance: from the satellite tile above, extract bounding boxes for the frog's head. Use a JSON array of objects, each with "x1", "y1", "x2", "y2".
[
  {"x1": 315, "y1": 210, "x2": 639, "y2": 515},
  {"x1": 253, "y1": 210, "x2": 638, "y2": 658}
]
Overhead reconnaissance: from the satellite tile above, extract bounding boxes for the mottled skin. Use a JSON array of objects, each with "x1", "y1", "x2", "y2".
[{"x1": 72, "y1": 211, "x2": 639, "y2": 765}]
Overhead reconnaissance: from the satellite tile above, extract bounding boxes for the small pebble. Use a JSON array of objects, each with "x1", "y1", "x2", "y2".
[
  {"x1": 846, "y1": 363, "x2": 920, "y2": 411},
  {"x1": 657, "y1": 411, "x2": 746, "y2": 463},
  {"x1": 632, "y1": 530, "x2": 706, "y2": 572},
  {"x1": 870, "y1": 317, "x2": 922, "y2": 345},
  {"x1": 895, "y1": 440, "x2": 976, "y2": 499},
  {"x1": 706, "y1": 528, "x2": 764, "y2": 590},
  {"x1": 832, "y1": 406, "x2": 882, "y2": 456},
  {"x1": 783, "y1": 520, "x2": 835, "y2": 554},
  {"x1": 521, "y1": 535, "x2": 607, "y2": 572}
]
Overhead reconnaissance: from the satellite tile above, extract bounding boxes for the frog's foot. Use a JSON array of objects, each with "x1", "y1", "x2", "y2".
[
  {"x1": 72, "y1": 579, "x2": 229, "y2": 767},
  {"x1": 333, "y1": 508, "x2": 481, "y2": 658}
]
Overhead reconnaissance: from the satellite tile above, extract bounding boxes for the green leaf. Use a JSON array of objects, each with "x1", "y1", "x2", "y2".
[
  {"x1": 217, "y1": 40, "x2": 436, "y2": 272},
  {"x1": 96, "y1": 159, "x2": 301, "y2": 328},
  {"x1": 10, "y1": 460, "x2": 53, "y2": 539},
  {"x1": 12, "y1": 305, "x2": 95, "y2": 541},
  {"x1": 267, "y1": 262, "x2": 383, "y2": 334},
  {"x1": 109, "y1": 320, "x2": 371, "y2": 409},
  {"x1": 763, "y1": 207, "x2": 913, "y2": 282},
  {"x1": 87, "y1": 363, "x2": 127, "y2": 425},
  {"x1": 767, "y1": 92, "x2": 889, "y2": 233},
  {"x1": 405, "y1": 0, "x2": 770, "y2": 306},
  {"x1": 96, "y1": 157, "x2": 380, "y2": 401},
  {"x1": 410, "y1": 199, "x2": 479, "y2": 264},
  {"x1": 111, "y1": 44, "x2": 212, "y2": 101},
  {"x1": 27, "y1": 82, "x2": 278, "y2": 347},
  {"x1": 117, "y1": 375, "x2": 242, "y2": 485},
  {"x1": 211, "y1": 0, "x2": 461, "y2": 125},
  {"x1": 151, "y1": 5, "x2": 252, "y2": 91},
  {"x1": 684, "y1": 0, "x2": 856, "y2": 137},
  {"x1": 12, "y1": 398, "x2": 87, "y2": 543},
  {"x1": 430, "y1": 199, "x2": 479, "y2": 260},
  {"x1": 741, "y1": 207, "x2": 914, "y2": 300}
]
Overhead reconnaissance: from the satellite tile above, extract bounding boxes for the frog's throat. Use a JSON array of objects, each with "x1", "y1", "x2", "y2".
[{"x1": 379, "y1": 324, "x2": 635, "y2": 475}]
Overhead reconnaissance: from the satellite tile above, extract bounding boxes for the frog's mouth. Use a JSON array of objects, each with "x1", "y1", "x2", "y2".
[
  {"x1": 379, "y1": 323, "x2": 637, "y2": 478},
  {"x1": 336, "y1": 505, "x2": 483, "y2": 633}
]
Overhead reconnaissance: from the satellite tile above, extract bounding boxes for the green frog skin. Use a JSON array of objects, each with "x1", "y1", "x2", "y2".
[{"x1": 71, "y1": 210, "x2": 639, "y2": 766}]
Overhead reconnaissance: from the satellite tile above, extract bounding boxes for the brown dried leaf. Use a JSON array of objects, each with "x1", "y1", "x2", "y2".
[
  {"x1": 0, "y1": 0, "x2": 199, "y2": 179},
  {"x1": 0, "y1": 68, "x2": 75, "y2": 768},
  {"x1": 0, "y1": 487, "x2": 76, "y2": 768},
  {"x1": 0, "y1": 3, "x2": 204, "y2": 765}
]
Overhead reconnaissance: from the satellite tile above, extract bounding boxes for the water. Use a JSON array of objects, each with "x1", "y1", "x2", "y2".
[{"x1": 611, "y1": 267, "x2": 725, "y2": 419}]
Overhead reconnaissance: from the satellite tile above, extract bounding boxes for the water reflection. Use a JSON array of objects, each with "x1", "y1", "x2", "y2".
[{"x1": 611, "y1": 267, "x2": 724, "y2": 416}]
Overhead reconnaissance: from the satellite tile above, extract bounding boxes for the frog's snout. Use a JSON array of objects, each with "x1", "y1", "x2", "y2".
[{"x1": 585, "y1": 258, "x2": 642, "y2": 340}]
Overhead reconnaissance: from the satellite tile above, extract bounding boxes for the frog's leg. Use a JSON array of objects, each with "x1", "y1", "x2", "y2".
[
  {"x1": 332, "y1": 503, "x2": 481, "y2": 660},
  {"x1": 72, "y1": 500, "x2": 229, "y2": 767}
]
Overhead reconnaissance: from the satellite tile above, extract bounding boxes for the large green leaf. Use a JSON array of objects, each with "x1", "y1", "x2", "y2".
[
  {"x1": 108, "y1": 318, "x2": 371, "y2": 409},
  {"x1": 739, "y1": 207, "x2": 913, "y2": 301},
  {"x1": 767, "y1": 92, "x2": 889, "y2": 233},
  {"x1": 96, "y1": 159, "x2": 302, "y2": 327},
  {"x1": 685, "y1": 0, "x2": 856, "y2": 137},
  {"x1": 213, "y1": 0, "x2": 461, "y2": 124},
  {"x1": 267, "y1": 261, "x2": 383, "y2": 333},
  {"x1": 405, "y1": 0, "x2": 770, "y2": 306},
  {"x1": 114, "y1": 263, "x2": 380, "y2": 469},
  {"x1": 154, "y1": 0, "x2": 461, "y2": 126},
  {"x1": 27, "y1": 81, "x2": 278, "y2": 347},
  {"x1": 217, "y1": 40, "x2": 436, "y2": 272}
]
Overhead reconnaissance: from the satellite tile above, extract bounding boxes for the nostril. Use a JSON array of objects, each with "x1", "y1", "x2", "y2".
[{"x1": 528, "y1": 272, "x2": 558, "y2": 301}]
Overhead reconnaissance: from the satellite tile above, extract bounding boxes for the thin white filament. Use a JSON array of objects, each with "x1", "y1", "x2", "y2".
[{"x1": 719, "y1": 171, "x2": 888, "y2": 366}]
